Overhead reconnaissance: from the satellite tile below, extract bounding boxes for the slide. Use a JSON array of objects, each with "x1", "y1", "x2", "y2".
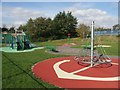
[{"x1": 17, "y1": 36, "x2": 24, "y2": 50}]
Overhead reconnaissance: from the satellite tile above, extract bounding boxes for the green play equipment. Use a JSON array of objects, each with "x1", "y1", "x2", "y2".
[
  {"x1": 67, "y1": 33, "x2": 71, "y2": 44},
  {"x1": 2, "y1": 34, "x2": 16, "y2": 48},
  {"x1": 45, "y1": 41, "x2": 59, "y2": 52},
  {"x1": 81, "y1": 34, "x2": 92, "y2": 49},
  {"x1": 75, "y1": 21, "x2": 112, "y2": 68},
  {"x1": 2, "y1": 30, "x2": 36, "y2": 51},
  {"x1": 45, "y1": 46, "x2": 57, "y2": 52}
]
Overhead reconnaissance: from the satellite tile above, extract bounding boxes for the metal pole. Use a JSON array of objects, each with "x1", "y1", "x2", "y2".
[
  {"x1": 68, "y1": 36, "x2": 70, "y2": 44},
  {"x1": 91, "y1": 21, "x2": 94, "y2": 67}
]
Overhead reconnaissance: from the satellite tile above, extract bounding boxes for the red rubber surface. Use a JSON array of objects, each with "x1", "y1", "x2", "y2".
[{"x1": 32, "y1": 56, "x2": 120, "y2": 88}]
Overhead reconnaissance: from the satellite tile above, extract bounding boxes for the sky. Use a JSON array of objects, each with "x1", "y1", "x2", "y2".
[{"x1": 1, "y1": 2, "x2": 118, "y2": 28}]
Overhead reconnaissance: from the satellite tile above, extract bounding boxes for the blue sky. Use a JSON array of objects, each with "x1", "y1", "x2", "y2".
[{"x1": 1, "y1": 2, "x2": 118, "y2": 28}]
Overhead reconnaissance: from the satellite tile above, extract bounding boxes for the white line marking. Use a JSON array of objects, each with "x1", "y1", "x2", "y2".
[
  {"x1": 53, "y1": 60, "x2": 120, "y2": 81},
  {"x1": 71, "y1": 66, "x2": 91, "y2": 74},
  {"x1": 112, "y1": 63, "x2": 119, "y2": 65}
]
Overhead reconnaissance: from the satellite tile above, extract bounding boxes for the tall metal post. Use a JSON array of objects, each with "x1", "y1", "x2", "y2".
[{"x1": 91, "y1": 21, "x2": 94, "y2": 67}]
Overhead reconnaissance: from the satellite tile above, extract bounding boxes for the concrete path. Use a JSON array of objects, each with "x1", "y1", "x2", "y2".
[{"x1": 48, "y1": 46, "x2": 98, "y2": 56}]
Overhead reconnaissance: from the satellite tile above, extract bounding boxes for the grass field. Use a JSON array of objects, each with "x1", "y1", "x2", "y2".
[
  {"x1": 2, "y1": 35, "x2": 119, "y2": 89},
  {"x1": 71, "y1": 35, "x2": 119, "y2": 56},
  {"x1": 2, "y1": 49, "x2": 67, "y2": 89},
  {"x1": 36, "y1": 35, "x2": 119, "y2": 56},
  {"x1": 34, "y1": 37, "x2": 81, "y2": 46}
]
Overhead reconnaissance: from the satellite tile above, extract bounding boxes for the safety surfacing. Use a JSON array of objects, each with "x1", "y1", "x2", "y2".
[
  {"x1": 32, "y1": 56, "x2": 120, "y2": 88},
  {"x1": 0, "y1": 47, "x2": 44, "y2": 53}
]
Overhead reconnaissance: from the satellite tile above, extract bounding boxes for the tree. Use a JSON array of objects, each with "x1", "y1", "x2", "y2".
[
  {"x1": 95, "y1": 27, "x2": 104, "y2": 31},
  {"x1": 76, "y1": 24, "x2": 90, "y2": 38},
  {"x1": 113, "y1": 24, "x2": 120, "y2": 30},
  {"x1": 0, "y1": 27, "x2": 1, "y2": 33},
  {"x1": 17, "y1": 11, "x2": 78, "y2": 41},
  {"x1": 18, "y1": 17, "x2": 53, "y2": 41},
  {"x1": 44, "y1": 18, "x2": 53, "y2": 39},
  {"x1": 8, "y1": 26, "x2": 15, "y2": 33},
  {"x1": 33, "y1": 17, "x2": 52, "y2": 41},
  {"x1": 95, "y1": 27, "x2": 111, "y2": 31},
  {"x1": 24, "y1": 18, "x2": 36, "y2": 41},
  {"x1": 17, "y1": 25, "x2": 27, "y2": 32},
  {"x1": 52, "y1": 11, "x2": 77, "y2": 39},
  {"x1": 2, "y1": 24, "x2": 9, "y2": 32}
]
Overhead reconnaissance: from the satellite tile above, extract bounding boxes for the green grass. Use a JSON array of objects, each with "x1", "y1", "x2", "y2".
[
  {"x1": 95, "y1": 36, "x2": 118, "y2": 56},
  {"x1": 0, "y1": 44, "x2": 2, "y2": 47},
  {"x1": 34, "y1": 37, "x2": 81, "y2": 46},
  {"x1": 2, "y1": 49, "x2": 67, "y2": 88},
  {"x1": 2, "y1": 35, "x2": 119, "y2": 89},
  {"x1": 72, "y1": 36, "x2": 119, "y2": 56}
]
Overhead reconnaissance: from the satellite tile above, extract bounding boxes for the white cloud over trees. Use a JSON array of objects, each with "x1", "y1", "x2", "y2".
[{"x1": 2, "y1": 3, "x2": 118, "y2": 28}]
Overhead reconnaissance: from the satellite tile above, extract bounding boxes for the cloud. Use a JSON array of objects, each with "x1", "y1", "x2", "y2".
[
  {"x1": 2, "y1": 3, "x2": 118, "y2": 28},
  {"x1": 0, "y1": 4, "x2": 2, "y2": 27},
  {"x1": 65, "y1": 5, "x2": 117, "y2": 28},
  {"x1": 2, "y1": 6, "x2": 46, "y2": 27},
  {"x1": 3, "y1": 7, "x2": 45, "y2": 19},
  {"x1": 71, "y1": 3, "x2": 96, "y2": 9},
  {"x1": 11, "y1": 7, "x2": 45, "y2": 19},
  {"x1": 13, "y1": 21, "x2": 26, "y2": 26},
  {"x1": 72, "y1": 9, "x2": 107, "y2": 17}
]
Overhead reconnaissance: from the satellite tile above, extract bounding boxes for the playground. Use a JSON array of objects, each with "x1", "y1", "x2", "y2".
[
  {"x1": 31, "y1": 21, "x2": 119, "y2": 89},
  {"x1": 32, "y1": 56, "x2": 119, "y2": 88},
  {"x1": 2, "y1": 21, "x2": 119, "y2": 89},
  {"x1": 1, "y1": 30, "x2": 44, "y2": 53}
]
